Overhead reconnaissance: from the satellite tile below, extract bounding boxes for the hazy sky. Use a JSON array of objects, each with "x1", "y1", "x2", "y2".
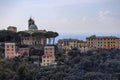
[{"x1": 0, "y1": 0, "x2": 120, "y2": 34}]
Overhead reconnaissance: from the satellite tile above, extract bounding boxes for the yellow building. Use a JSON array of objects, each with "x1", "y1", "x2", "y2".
[
  {"x1": 41, "y1": 45, "x2": 56, "y2": 66},
  {"x1": 77, "y1": 40, "x2": 90, "y2": 52},
  {"x1": 58, "y1": 39, "x2": 79, "y2": 52},
  {"x1": 77, "y1": 40, "x2": 87, "y2": 48},
  {"x1": 86, "y1": 35, "x2": 119, "y2": 49},
  {"x1": 58, "y1": 39, "x2": 90, "y2": 53}
]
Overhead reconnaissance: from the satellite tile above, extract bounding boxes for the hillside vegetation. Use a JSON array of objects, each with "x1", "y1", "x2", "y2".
[{"x1": 0, "y1": 48, "x2": 120, "y2": 80}]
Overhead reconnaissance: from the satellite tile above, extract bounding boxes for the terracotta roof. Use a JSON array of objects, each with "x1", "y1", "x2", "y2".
[{"x1": 86, "y1": 35, "x2": 119, "y2": 39}]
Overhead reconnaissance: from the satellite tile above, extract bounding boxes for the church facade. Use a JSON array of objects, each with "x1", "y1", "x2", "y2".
[{"x1": 21, "y1": 18, "x2": 47, "y2": 47}]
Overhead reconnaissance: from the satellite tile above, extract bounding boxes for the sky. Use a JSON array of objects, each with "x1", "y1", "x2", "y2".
[{"x1": 0, "y1": 0, "x2": 120, "y2": 35}]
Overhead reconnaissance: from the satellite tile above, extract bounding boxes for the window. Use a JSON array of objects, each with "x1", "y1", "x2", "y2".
[
  {"x1": 47, "y1": 60, "x2": 49, "y2": 62},
  {"x1": 7, "y1": 45, "x2": 9, "y2": 48},
  {"x1": 12, "y1": 45, "x2": 14, "y2": 48},
  {"x1": 43, "y1": 56, "x2": 46, "y2": 58},
  {"x1": 32, "y1": 38, "x2": 34, "y2": 40}
]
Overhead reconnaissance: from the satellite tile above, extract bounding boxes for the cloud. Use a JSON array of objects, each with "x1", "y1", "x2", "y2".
[
  {"x1": 81, "y1": 17, "x2": 87, "y2": 24},
  {"x1": 98, "y1": 10, "x2": 110, "y2": 20}
]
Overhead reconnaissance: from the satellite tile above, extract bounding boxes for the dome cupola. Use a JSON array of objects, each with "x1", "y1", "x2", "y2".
[{"x1": 28, "y1": 17, "x2": 38, "y2": 30}]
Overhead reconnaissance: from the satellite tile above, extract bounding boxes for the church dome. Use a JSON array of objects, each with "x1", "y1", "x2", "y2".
[{"x1": 29, "y1": 24, "x2": 38, "y2": 30}]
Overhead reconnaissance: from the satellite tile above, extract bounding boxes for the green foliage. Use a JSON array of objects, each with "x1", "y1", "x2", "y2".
[
  {"x1": 0, "y1": 48, "x2": 120, "y2": 80},
  {"x1": 64, "y1": 48, "x2": 120, "y2": 80},
  {"x1": 32, "y1": 32, "x2": 45, "y2": 37},
  {"x1": 45, "y1": 31, "x2": 59, "y2": 44},
  {"x1": 0, "y1": 30, "x2": 16, "y2": 42}
]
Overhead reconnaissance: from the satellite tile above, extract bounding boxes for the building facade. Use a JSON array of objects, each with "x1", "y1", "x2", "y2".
[
  {"x1": 21, "y1": 36, "x2": 46, "y2": 46},
  {"x1": 7, "y1": 26, "x2": 17, "y2": 32},
  {"x1": 18, "y1": 48, "x2": 29, "y2": 57},
  {"x1": 77, "y1": 40, "x2": 90, "y2": 53},
  {"x1": 41, "y1": 45, "x2": 55, "y2": 66},
  {"x1": 21, "y1": 18, "x2": 47, "y2": 47},
  {"x1": 86, "y1": 35, "x2": 119, "y2": 49},
  {"x1": 58, "y1": 39, "x2": 89, "y2": 53},
  {"x1": 58, "y1": 39, "x2": 79, "y2": 50},
  {"x1": 5, "y1": 43, "x2": 18, "y2": 58}
]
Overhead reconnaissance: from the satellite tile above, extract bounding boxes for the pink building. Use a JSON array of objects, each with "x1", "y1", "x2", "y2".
[
  {"x1": 41, "y1": 45, "x2": 56, "y2": 66},
  {"x1": 18, "y1": 48, "x2": 29, "y2": 57},
  {"x1": 5, "y1": 43, "x2": 18, "y2": 58},
  {"x1": 44, "y1": 46, "x2": 55, "y2": 55}
]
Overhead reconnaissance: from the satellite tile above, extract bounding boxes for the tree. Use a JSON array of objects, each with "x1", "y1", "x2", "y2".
[
  {"x1": 16, "y1": 31, "x2": 30, "y2": 37},
  {"x1": 0, "y1": 30, "x2": 16, "y2": 42},
  {"x1": 45, "y1": 31, "x2": 59, "y2": 45},
  {"x1": 52, "y1": 32, "x2": 59, "y2": 45},
  {"x1": 32, "y1": 32, "x2": 45, "y2": 37}
]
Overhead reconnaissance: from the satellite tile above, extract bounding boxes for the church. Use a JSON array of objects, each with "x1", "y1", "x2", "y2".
[{"x1": 21, "y1": 18, "x2": 47, "y2": 47}]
